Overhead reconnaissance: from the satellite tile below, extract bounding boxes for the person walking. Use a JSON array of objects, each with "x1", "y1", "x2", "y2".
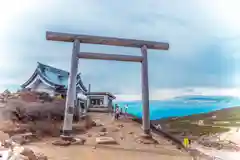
[
  {"x1": 124, "y1": 104, "x2": 128, "y2": 117},
  {"x1": 115, "y1": 106, "x2": 120, "y2": 120},
  {"x1": 111, "y1": 104, "x2": 114, "y2": 116}
]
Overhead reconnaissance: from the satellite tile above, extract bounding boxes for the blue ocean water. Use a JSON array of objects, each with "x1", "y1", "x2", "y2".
[{"x1": 115, "y1": 95, "x2": 240, "y2": 120}]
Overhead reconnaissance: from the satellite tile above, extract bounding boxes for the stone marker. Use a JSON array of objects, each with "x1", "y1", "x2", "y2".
[
  {"x1": 96, "y1": 137, "x2": 117, "y2": 145},
  {"x1": 52, "y1": 140, "x2": 71, "y2": 146}
]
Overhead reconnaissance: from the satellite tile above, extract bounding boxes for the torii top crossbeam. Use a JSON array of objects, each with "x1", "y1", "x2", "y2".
[{"x1": 46, "y1": 31, "x2": 169, "y2": 50}]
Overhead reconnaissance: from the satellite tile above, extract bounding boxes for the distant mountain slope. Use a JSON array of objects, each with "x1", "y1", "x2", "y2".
[
  {"x1": 151, "y1": 106, "x2": 240, "y2": 137},
  {"x1": 165, "y1": 106, "x2": 240, "y2": 122},
  {"x1": 150, "y1": 106, "x2": 240, "y2": 137},
  {"x1": 117, "y1": 95, "x2": 240, "y2": 120}
]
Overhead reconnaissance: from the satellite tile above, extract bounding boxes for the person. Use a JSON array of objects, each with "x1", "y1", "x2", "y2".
[
  {"x1": 156, "y1": 124, "x2": 162, "y2": 129},
  {"x1": 115, "y1": 106, "x2": 120, "y2": 120},
  {"x1": 81, "y1": 103, "x2": 85, "y2": 114},
  {"x1": 111, "y1": 105, "x2": 114, "y2": 115},
  {"x1": 120, "y1": 108, "x2": 123, "y2": 115},
  {"x1": 124, "y1": 104, "x2": 128, "y2": 116}
]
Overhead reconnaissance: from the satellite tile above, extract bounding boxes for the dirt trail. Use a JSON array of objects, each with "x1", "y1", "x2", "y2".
[
  {"x1": 26, "y1": 113, "x2": 192, "y2": 160},
  {"x1": 27, "y1": 142, "x2": 189, "y2": 160}
]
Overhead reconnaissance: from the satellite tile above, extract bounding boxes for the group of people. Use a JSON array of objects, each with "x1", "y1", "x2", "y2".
[{"x1": 112, "y1": 104, "x2": 128, "y2": 120}]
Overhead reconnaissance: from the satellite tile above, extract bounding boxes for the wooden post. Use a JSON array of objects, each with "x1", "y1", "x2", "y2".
[
  {"x1": 62, "y1": 39, "x2": 80, "y2": 137},
  {"x1": 141, "y1": 45, "x2": 150, "y2": 134},
  {"x1": 86, "y1": 84, "x2": 91, "y2": 111}
]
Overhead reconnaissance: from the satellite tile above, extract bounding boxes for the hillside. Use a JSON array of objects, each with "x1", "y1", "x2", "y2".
[
  {"x1": 160, "y1": 106, "x2": 240, "y2": 125},
  {"x1": 152, "y1": 106, "x2": 240, "y2": 138}
]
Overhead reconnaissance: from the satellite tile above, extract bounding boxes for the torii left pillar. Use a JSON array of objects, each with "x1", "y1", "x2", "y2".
[
  {"x1": 141, "y1": 45, "x2": 150, "y2": 134},
  {"x1": 62, "y1": 39, "x2": 80, "y2": 137}
]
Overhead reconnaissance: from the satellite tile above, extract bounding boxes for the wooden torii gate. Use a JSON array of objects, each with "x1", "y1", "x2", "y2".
[{"x1": 46, "y1": 31, "x2": 169, "y2": 137}]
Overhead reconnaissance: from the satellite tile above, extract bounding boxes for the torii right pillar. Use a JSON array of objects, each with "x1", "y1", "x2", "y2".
[{"x1": 141, "y1": 45, "x2": 150, "y2": 134}]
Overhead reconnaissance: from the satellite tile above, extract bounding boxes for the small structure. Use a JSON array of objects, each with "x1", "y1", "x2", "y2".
[
  {"x1": 21, "y1": 62, "x2": 88, "y2": 100},
  {"x1": 86, "y1": 92, "x2": 116, "y2": 112}
]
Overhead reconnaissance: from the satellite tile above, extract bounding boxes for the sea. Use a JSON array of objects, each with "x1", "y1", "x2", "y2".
[{"x1": 115, "y1": 95, "x2": 240, "y2": 120}]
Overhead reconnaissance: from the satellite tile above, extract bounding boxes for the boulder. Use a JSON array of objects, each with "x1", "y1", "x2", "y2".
[
  {"x1": 2, "y1": 139, "x2": 20, "y2": 149},
  {"x1": 10, "y1": 135, "x2": 26, "y2": 145},
  {"x1": 111, "y1": 128, "x2": 119, "y2": 132},
  {"x1": 52, "y1": 140, "x2": 71, "y2": 146},
  {"x1": 120, "y1": 136, "x2": 124, "y2": 140},
  {"x1": 117, "y1": 124, "x2": 124, "y2": 128},
  {"x1": 84, "y1": 115, "x2": 95, "y2": 129},
  {"x1": 86, "y1": 133, "x2": 92, "y2": 137},
  {"x1": 119, "y1": 132, "x2": 124, "y2": 140},
  {"x1": 98, "y1": 132, "x2": 107, "y2": 137},
  {"x1": 20, "y1": 147, "x2": 37, "y2": 160},
  {"x1": 10, "y1": 132, "x2": 37, "y2": 145},
  {"x1": 91, "y1": 121, "x2": 97, "y2": 127},
  {"x1": 99, "y1": 127, "x2": 107, "y2": 132},
  {"x1": 96, "y1": 137, "x2": 117, "y2": 145},
  {"x1": 135, "y1": 134, "x2": 158, "y2": 144},
  {"x1": 8, "y1": 146, "x2": 34, "y2": 160},
  {"x1": 96, "y1": 123, "x2": 103, "y2": 127},
  {"x1": 93, "y1": 119, "x2": 103, "y2": 127},
  {"x1": 35, "y1": 152, "x2": 48, "y2": 160},
  {"x1": 71, "y1": 137, "x2": 86, "y2": 145}
]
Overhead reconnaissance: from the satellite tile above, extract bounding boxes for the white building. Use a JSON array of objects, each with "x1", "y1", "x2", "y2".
[{"x1": 86, "y1": 92, "x2": 116, "y2": 112}]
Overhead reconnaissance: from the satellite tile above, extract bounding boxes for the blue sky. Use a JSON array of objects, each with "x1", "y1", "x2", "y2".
[{"x1": 0, "y1": 0, "x2": 240, "y2": 100}]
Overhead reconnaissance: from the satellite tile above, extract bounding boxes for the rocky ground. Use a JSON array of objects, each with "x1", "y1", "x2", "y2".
[
  {"x1": 0, "y1": 112, "x2": 193, "y2": 160},
  {"x1": 30, "y1": 112, "x2": 193, "y2": 160},
  {"x1": 0, "y1": 91, "x2": 197, "y2": 159}
]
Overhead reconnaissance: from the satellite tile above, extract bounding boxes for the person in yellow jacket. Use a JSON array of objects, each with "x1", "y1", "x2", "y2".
[
  {"x1": 183, "y1": 138, "x2": 189, "y2": 148},
  {"x1": 56, "y1": 94, "x2": 63, "y2": 100}
]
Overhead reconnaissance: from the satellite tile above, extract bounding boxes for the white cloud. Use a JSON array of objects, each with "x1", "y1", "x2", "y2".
[
  {"x1": 1, "y1": 0, "x2": 240, "y2": 96},
  {"x1": 115, "y1": 87, "x2": 240, "y2": 101}
]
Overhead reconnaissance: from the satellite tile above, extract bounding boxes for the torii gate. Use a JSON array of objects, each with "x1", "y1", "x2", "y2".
[{"x1": 46, "y1": 31, "x2": 169, "y2": 136}]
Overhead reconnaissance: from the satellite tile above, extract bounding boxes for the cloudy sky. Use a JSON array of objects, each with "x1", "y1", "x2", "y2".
[{"x1": 0, "y1": 0, "x2": 240, "y2": 100}]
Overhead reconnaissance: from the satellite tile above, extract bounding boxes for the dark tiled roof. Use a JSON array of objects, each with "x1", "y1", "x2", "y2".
[{"x1": 21, "y1": 62, "x2": 87, "y2": 93}]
